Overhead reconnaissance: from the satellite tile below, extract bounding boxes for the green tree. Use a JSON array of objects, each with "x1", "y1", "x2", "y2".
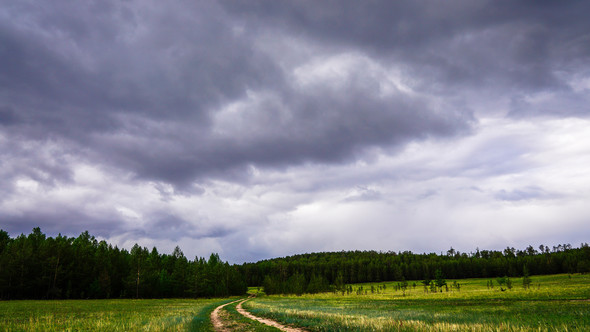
[
  {"x1": 262, "y1": 275, "x2": 278, "y2": 295},
  {"x1": 434, "y1": 269, "x2": 446, "y2": 292},
  {"x1": 171, "y1": 246, "x2": 188, "y2": 297},
  {"x1": 400, "y1": 278, "x2": 408, "y2": 296},
  {"x1": 306, "y1": 274, "x2": 330, "y2": 294},
  {"x1": 129, "y1": 244, "x2": 148, "y2": 298},
  {"x1": 496, "y1": 276, "x2": 512, "y2": 291},
  {"x1": 288, "y1": 272, "x2": 306, "y2": 296},
  {"x1": 422, "y1": 278, "x2": 431, "y2": 293},
  {"x1": 522, "y1": 266, "x2": 532, "y2": 289},
  {"x1": 334, "y1": 271, "x2": 345, "y2": 294}
]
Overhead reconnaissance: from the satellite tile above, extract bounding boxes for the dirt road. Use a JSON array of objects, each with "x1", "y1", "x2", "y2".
[
  {"x1": 235, "y1": 299, "x2": 307, "y2": 332},
  {"x1": 210, "y1": 299, "x2": 241, "y2": 332},
  {"x1": 210, "y1": 298, "x2": 307, "y2": 332}
]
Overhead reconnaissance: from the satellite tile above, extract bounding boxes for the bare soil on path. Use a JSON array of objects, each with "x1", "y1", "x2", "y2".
[
  {"x1": 210, "y1": 298, "x2": 307, "y2": 332},
  {"x1": 235, "y1": 299, "x2": 308, "y2": 332},
  {"x1": 210, "y1": 299, "x2": 241, "y2": 332}
]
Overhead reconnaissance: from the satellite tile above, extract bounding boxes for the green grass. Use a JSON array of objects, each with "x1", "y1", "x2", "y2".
[
  {"x1": 2, "y1": 274, "x2": 588, "y2": 331},
  {"x1": 244, "y1": 274, "x2": 590, "y2": 331},
  {"x1": 217, "y1": 300, "x2": 279, "y2": 331},
  {"x1": 0, "y1": 298, "x2": 234, "y2": 331}
]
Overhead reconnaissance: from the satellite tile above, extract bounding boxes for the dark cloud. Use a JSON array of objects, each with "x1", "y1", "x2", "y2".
[
  {"x1": 1, "y1": 1, "x2": 589, "y2": 262},
  {"x1": 4, "y1": 0, "x2": 588, "y2": 190},
  {"x1": 0, "y1": 0, "x2": 276, "y2": 183},
  {"x1": 129, "y1": 213, "x2": 233, "y2": 242},
  {"x1": 1, "y1": 0, "x2": 278, "y2": 130},
  {"x1": 223, "y1": 1, "x2": 590, "y2": 103},
  {"x1": 0, "y1": 210, "x2": 122, "y2": 239},
  {"x1": 1, "y1": 1, "x2": 480, "y2": 190},
  {"x1": 0, "y1": 106, "x2": 19, "y2": 126}
]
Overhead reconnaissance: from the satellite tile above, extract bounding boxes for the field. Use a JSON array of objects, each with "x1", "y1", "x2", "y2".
[
  {"x1": 1, "y1": 274, "x2": 589, "y2": 331},
  {"x1": 244, "y1": 274, "x2": 590, "y2": 331},
  {"x1": 0, "y1": 298, "x2": 235, "y2": 331}
]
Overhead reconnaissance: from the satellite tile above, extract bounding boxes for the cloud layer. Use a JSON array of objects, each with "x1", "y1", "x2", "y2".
[{"x1": 1, "y1": 1, "x2": 589, "y2": 262}]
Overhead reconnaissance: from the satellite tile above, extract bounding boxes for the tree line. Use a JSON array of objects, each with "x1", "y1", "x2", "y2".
[
  {"x1": 1, "y1": 228, "x2": 589, "y2": 299},
  {"x1": 238, "y1": 243, "x2": 590, "y2": 294},
  {"x1": 0, "y1": 228, "x2": 246, "y2": 300}
]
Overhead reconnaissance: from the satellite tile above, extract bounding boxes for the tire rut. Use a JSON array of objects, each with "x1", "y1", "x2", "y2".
[
  {"x1": 210, "y1": 299, "x2": 241, "y2": 332},
  {"x1": 235, "y1": 299, "x2": 307, "y2": 332}
]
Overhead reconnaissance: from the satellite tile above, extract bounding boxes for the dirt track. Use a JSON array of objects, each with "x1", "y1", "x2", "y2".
[
  {"x1": 236, "y1": 299, "x2": 307, "y2": 331},
  {"x1": 210, "y1": 299, "x2": 241, "y2": 332},
  {"x1": 211, "y1": 298, "x2": 307, "y2": 332}
]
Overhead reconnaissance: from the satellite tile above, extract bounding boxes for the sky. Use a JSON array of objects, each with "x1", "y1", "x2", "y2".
[{"x1": 1, "y1": 1, "x2": 590, "y2": 263}]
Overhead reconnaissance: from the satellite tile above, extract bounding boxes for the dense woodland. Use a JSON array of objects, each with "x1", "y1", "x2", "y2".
[
  {"x1": 1, "y1": 228, "x2": 589, "y2": 299},
  {"x1": 240, "y1": 243, "x2": 590, "y2": 294},
  {"x1": 241, "y1": 243, "x2": 590, "y2": 294},
  {"x1": 0, "y1": 228, "x2": 246, "y2": 300}
]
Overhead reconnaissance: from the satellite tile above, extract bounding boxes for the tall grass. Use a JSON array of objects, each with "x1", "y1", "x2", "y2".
[
  {"x1": 0, "y1": 298, "x2": 233, "y2": 331},
  {"x1": 244, "y1": 274, "x2": 590, "y2": 331}
]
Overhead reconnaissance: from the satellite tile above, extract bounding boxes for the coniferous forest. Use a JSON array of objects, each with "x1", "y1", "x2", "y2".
[
  {"x1": 1, "y1": 228, "x2": 589, "y2": 299},
  {"x1": 0, "y1": 228, "x2": 246, "y2": 300},
  {"x1": 243, "y1": 244, "x2": 590, "y2": 295}
]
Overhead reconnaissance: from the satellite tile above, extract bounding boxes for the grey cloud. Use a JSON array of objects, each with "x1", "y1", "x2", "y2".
[
  {"x1": 74, "y1": 48, "x2": 471, "y2": 187},
  {"x1": 2, "y1": 0, "x2": 590, "y2": 263},
  {"x1": 0, "y1": 0, "x2": 280, "y2": 182},
  {"x1": 1, "y1": 1, "x2": 475, "y2": 178},
  {"x1": 343, "y1": 187, "x2": 382, "y2": 202},
  {"x1": 416, "y1": 190, "x2": 438, "y2": 200},
  {"x1": 1, "y1": 0, "x2": 278, "y2": 126},
  {"x1": 0, "y1": 210, "x2": 123, "y2": 239},
  {"x1": 224, "y1": 1, "x2": 590, "y2": 112},
  {"x1": 495, "y1": 186, "x2": 557, "y2": 202},
  {"x1": 153, "y1": 182, "x2": 206, "y2": 201},
  {"x1": 0, "y1": 106, "x2": 19, "y2": 126},
  {"x1": 2, "y1": 1, "x2": 589, "y2": 189},
  {"x1": 0, "y1": 199, "x2": 230, "y2": 243},
  {"x1": 509, "y1": 92, "x2": 590, "y2": 118},
  {"x1": 7, "y1": 0, "x2": 575, "y2": 191},
  {"x1": 0, "y1": 138, "x2": 75, "y2": 192},
  {"x1": 132, "y1": 213, "x2": 233, "y2": 241}
]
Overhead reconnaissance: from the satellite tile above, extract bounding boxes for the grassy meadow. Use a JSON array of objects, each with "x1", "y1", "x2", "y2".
[
  {"x1": 1, "y1": 274, "x2": 588, "y2": 331},
  {"x1": 0, "y1": 298, "x2": 236, "y2": 331},
  {"x1": 244, "y1": 273, "x2": 590, "y2": 331}
]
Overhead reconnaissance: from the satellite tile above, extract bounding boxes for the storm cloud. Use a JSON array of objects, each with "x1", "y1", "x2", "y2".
[{"x1": 1, "y1": 1, "x2": 589, "y2": 262}]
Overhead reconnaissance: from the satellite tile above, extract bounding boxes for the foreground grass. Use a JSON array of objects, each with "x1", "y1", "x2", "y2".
[
  {"x1": 0, "y1": 298, "x2": 234, "y2": 331},
  {"x1": 244, "y1": 274, "x2": 590, "y2": 331}
]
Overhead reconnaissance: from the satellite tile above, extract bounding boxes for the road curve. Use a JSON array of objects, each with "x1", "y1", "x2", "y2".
[
  {"x1": 236, "y1": 299, "x2": 308, "y2": 332},
  {"x1": 210, "y1": 299, "x2": 241, "y2": 332}
]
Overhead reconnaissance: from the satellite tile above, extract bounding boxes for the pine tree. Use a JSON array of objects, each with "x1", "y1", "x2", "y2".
[
  {"x1": 522, "y1": 266, "x2": 532, "y2": 289},
  {"x1": 434, "y1": 269, "x2": 446, "y2": 292}
]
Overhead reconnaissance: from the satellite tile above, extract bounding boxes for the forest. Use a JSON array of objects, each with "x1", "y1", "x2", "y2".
[
  {"x1": 0, "y1": 228, "x2": 246, "y2": 300},
  {"x1": 1, "y1": 228, "x2": 589, "y2": 299},
  {"x1": 241, "y1": 242, "x2": 590, "y2": 294}
]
